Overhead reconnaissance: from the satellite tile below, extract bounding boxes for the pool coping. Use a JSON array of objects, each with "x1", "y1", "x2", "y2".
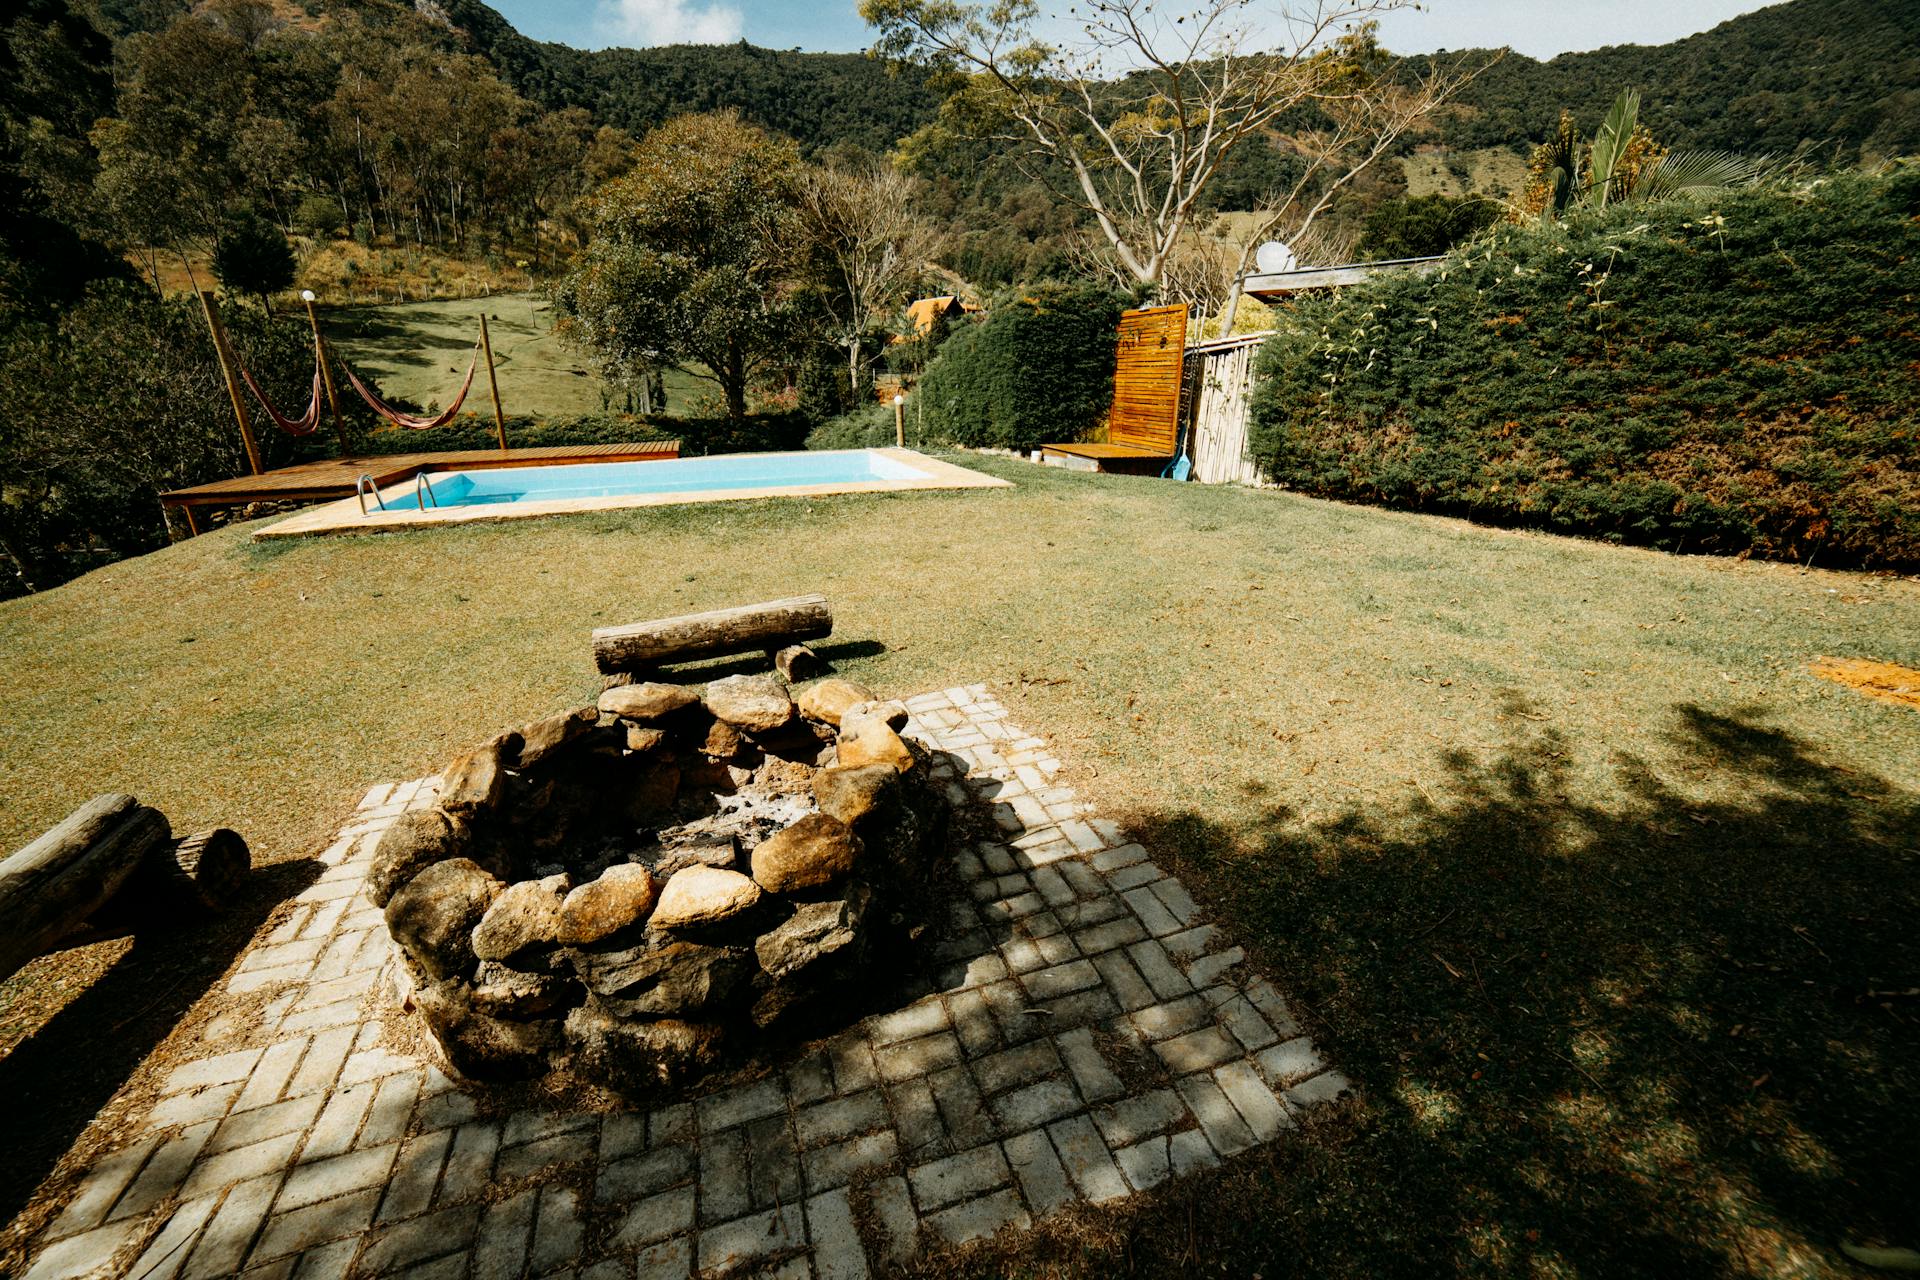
[{"x1": 250, "y1": 448, "x2": 1012, "y2": 540}]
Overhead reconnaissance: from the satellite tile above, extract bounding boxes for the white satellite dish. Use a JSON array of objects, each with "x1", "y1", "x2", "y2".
[{"x1": 1255, "y1": 240, "x2": 1298, "y2": 274}]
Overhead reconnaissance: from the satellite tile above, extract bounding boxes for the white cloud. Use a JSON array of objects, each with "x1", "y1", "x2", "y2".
[{"x1": 596, "y1": 0, "x2": 745, "y2": 48}]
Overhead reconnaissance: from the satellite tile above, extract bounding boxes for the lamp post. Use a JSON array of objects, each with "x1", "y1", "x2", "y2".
[
  {"x1": 893, "y1": 393, "x2": 905, "y2": 448},
  {"x1": 301, "y1": 289, "x2": 350, "y2": 457}
]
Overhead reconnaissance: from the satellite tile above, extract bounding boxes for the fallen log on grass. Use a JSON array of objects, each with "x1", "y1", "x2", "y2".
[
  {"x1": 0, "y1": 799, "x2": 253, "y2": 979},
  {"x1": 0, "y1": 794, "x2": 170, "y2": 981},
  {"x1": 592, "y1": 594, "x2": 832, "y2": 674}
]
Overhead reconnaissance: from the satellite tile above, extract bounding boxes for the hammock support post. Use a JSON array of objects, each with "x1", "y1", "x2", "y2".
[
  {"x1": 199, "y1": 291, "x2": 263, "y2": 476},
  {"x1": 479, "y1": 312, "x2": 508, "y2": 453},
  {"x1": 304, "y1": 294, "x2": 350, "y2": 457}
]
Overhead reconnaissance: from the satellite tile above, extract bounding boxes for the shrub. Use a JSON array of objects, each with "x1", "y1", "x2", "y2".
[
  {"x1": 806, "y1": 403, "x2": 904, "y2": 451},
  {"x1": 293, "y1": 194, "x2": 343, "y2": 239},
  {"x1": 1248, "y1": 169, "x2": 1920, "y2": 570},
  {"x1": 914, "y1": 283, "x2": 1125, "y2": 453},
  {"x1": 327, "y1": 411, "x2": 803, "y2": 460}
]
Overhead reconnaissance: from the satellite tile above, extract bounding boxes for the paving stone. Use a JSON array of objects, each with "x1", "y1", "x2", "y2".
[
  {"x1": 531, "y1": 1186, "x2": 585, "y2": 1273},
  {"x1": 700, "y1": 1127, "x2": 751, "y2": 1223},
  {"x1": 929, "y1": 1066, "x2": 995, "y2": 1147},
  {"x1": 1125, "y1": 940, "x2": 1193, "y2": 1001},
  {"x1": 597, "y1": 1145, "x2": 693, "y2": 1205},
  {"x1": 210, "y1": 1093, "x2": 325, "y2": 1155},
  {"x1": 1162, "y1": 924, "x2": 1221, "y2": 962},
  {"x1": 972, "y1": 1039, "x2": 1062, "y2": 1096},
  {"x1": 357, "y1": 1072, "x2": 422, "y2": 1148},
  {"x1": 1153, "y1": 1025, "x2": 1242, "y2": 1075},
  {"x1": 802, "y1": 1130, "x2": 899, "y2": 1193},
  {"x1": 806, "y1": 1186, "x2": 870, "y2": 1280},
  {"x1": 1169, "y1": 1127, "x2": 1220, "y2": 1175},
  {"x1": 233, "y1": 1041, "x2": 308, "y2": 1114},
  {"x1": 148, "y1": 1083, "x2": 244, "y2": 1134},
  {"x1": 908, "y1": 1144, "x2": 1009, "y2": 1210},
  {"x1": 1022, "y1": 913, "x2": 1071, "y2": 945},
  {"x1": 787, "y1": 1053, "x2": 836, "y2": 1107},
  {"x1": 650, "y1": 1104, "x2": 695, "y2": 1147},
  {"x1": 989, "y1": 1079, "x2": 1082, "y2": 1132},
  {"x1": 795, "y1": 1090, "x2": 890, "y2": 1148},
  {"x1": 279, "y1": 1142, "x2": 399, "y2": 1211},
  {"x1": 600, "y1": 1114, "x2": 648, "y2": 1163},
  {"x1": 1055, "y1": 1029, "x2": 1126, "y2": 1103},
  {"x1": 124, "y1": 1193, "x2": 217, "y2": 1280},
  {"x1": 495, "y1": 1130, "x2": 595, "y2": 1181},
  {"x1": 1174, "y1": 1074, "x2": 1257, "y2": 1158},
  {"x1": 1001, "y1": 1129, "x2": 1076, "y2": 1214},
  {"x1": 437, "y1": 1121, "x2": 500, "y2": 1205},
  {"x1": 1284, "y1": 1070, "x2": 1355, "y2": 1111},
  {"x1": 1089, "y1": 950, "x2": 1157, "y2": 1013},
  {"x1": 378, "y1": 1129, "x2": 452, "y2": 1223},
  {"x1": 873, "y1": 1031, "x2": 963, "y2": 1082},
  {"x1": 1255, "y1": 1037, "x2": 1328, "y2": 1087},
  {"x1": 1091, "y1": 1089, "x2": 1189, "y2": 1148},
  {"x1": 609, "y1": 1187, "x2": 695, "y2": 1250},
  {"x1": 469, "y1": 1187, "x2": 537, "y2": 1279},
  {"x1": 18, "y1": 1218, "x2": 143, "y2": 1280},
  {"x1": 1215, "y1": 994, "x2": 1280, "y2": 1052},
  {"x1": 696, "y1": 1207, "x2": 804, "y2": 1276},
  {"x1": 502, "y1": 1110, "x2": 595, "y2": 1148},
  {"x1": 1089, "y1": 844, "x2": 1148, "y2": 873},
  {"x1": 287, "y1": 1027, "x2": 358, "y2": 1099},
  {"x1": 1214, "y1": 1061, "x2": 1293, "y2": 1141},
  {"x1": 697, "y1": 1077, "x2": 786, "y2": 1132},
  {"x1": 859, "y1": 1176, "x2": 920, "y2": 1266},
  {"x1": 945, "y1": 988, "x2": 1001, "y2": 1056},
  {"x1": 1105, "y1": 862, "x2": 1163, "y2": 892},
  {"x1": 746, "y1": 1114, "x2": 803, "y2": 1210},
  {"x1": 358, "y1": 1203, "x2": 481, "y2": 1275},
  {"x1": 1028, "y1": 866, "x2": 1076, "y2": 909},
  {"x1": 249, "y1": 1188, "x2": 380, "y2": 1265},
  {"x1": 1113, "y1": 1136, "x2": 1173, "y2": 1192},
  {"x1": 1019, "y1": 959, "x2": 1101, "y2": 1001},
  {"x1": 923, "y1": 1187, "x2": 1029, "y2": 1246},
  {"x1": 1187, "y1": 946, "x2": 1246, "y2": 988},
  {"x1": 175, "y1": 1129, "x2": 299, "y2": 1204},
  {"x1": 630, "y1": 1234, "x2": 693, "y2": 1279},
  {"x1": 1130, "y1": 994, "x2": 1212, "y2": 1042},
  {"x1": 1036, "y1": 983, "x2": 1121, "y2": 1029},
  {"x1": 180, "y1": 1173, "x2": 282, "y2": 1279},
  {"x1": 1149, "y1": 878, "x2": 1203, "y2": 927},
  {"x1": 1045, "y1": 1114, "x2": 1129, "y2": 1202},
  {"x1": 47, "y1": 1138, "x2": 159, "y2": 1237},
  {"x1": 886, "y1": 1077, "x2": 947, "y2": 1159},
  {"x1": 1122, "y1": 886, "x2": 1183, "y2": 938},
  {"x1": 1073, "y1": 914, "x2": 1149, "y2": 957}
]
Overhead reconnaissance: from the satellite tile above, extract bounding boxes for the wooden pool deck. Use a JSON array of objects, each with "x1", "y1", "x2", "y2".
[{"x1": 160, "y1": 441, "x2": 681, "y2": 534}]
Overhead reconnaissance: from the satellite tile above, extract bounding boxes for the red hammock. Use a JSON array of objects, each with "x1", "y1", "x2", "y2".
[
  {"x1": 345, "y1": 342, "x2": 480, "y2": 431},
  {"x1": 238, "y1": 353, "x2": 324, "y2": 436}
]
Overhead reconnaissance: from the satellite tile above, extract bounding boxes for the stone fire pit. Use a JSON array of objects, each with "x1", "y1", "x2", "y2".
[{"x1": 365, "y1": 673, "x2": 946, "y2": 1092}]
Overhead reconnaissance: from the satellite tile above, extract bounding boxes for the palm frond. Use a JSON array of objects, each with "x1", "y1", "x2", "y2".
[
  {"x1": 1586, "y1": 89, "x2": 1641, "y2": 209},
  {"x1": 1630, "y1": 149, "x2": 1782, "y2": 201}
]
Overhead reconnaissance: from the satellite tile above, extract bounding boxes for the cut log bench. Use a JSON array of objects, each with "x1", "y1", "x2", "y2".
[
  {"x1": 592, "y1": 594, "x2": 833, "y2": 676},
  {"x1": 0, "y1": 794, "x2": 252, "y2": 983}
]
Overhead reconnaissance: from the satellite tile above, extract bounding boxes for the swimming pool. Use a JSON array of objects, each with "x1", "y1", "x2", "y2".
[{"x1": 256, "y1": 448, "x2": 1011, "y2": 538}]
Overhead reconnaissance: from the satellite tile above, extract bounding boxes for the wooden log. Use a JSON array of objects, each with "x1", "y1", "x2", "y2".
[
  {"x1": 145, "y1": 829, "x2": 251, "y2": 911},
  {"x1": 0, "y1": 794, "x2": 171, "y2": 981},
  {"x1": 592, "y1": 595, "x2": 832, "y2": 674}
]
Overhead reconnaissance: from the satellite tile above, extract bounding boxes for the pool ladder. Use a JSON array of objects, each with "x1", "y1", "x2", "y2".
[
  {"x1": 414, "y1": 473, "x2": 439, "y2": 509},
  {"x1": 354, "y1": 473, "x2": 386, "y2": 516}
]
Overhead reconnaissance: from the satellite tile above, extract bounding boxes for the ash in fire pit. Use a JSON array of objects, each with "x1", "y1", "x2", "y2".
[{"x1": 367, "y1": 673, "x2": 947, "y2": 1091}]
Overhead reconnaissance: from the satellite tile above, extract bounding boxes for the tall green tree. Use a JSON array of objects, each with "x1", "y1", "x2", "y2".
[
  {"x1": 557, "y1": 112, "x2": 805, "y2": 422},
  {"x1": 212, "y1": 210, "x2": 295, "y2": 314}
]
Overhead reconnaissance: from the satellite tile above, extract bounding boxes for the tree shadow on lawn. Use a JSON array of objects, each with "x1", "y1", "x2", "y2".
[
  {"x1": 1096, "y1": 706, "x2": 1917, "y2": 1278},
  {"x1": 0, "y1": 860, "x2": 321, "y2": 1228}
]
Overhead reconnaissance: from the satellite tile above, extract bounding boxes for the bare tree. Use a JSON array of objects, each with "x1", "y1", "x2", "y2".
[
  {"x1": 864, "y1": 0, "x2": 1492, "y2": 300},
  {"x1": 796, "y1": 161, "x2": 938, "y2": 396}
]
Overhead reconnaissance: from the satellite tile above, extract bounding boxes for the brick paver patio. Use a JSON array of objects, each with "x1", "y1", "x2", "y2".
[{"x1": 20, "y1": 685, "x2": 1351, "y2": 1279}]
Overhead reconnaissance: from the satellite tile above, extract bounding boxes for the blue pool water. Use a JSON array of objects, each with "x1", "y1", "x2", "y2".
[{"x1": 376, "y1": 450, "x2": 931, "y2": 511}]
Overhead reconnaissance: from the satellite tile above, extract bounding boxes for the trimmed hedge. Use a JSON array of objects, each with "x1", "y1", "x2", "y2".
[
  {"x1": 913, "y1": 284, "x2": 1126, "y2": 454},
  {"x1": 306, "y1": 411, "x2": 805, "y2": 460},
  {"x1": 1248, "y1": 169, "x2": 1920, "y2": 569}
]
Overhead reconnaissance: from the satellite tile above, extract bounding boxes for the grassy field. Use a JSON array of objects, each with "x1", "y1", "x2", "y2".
[
  {"x1": 323, "y1": 292, "x2": 708, "y2": 419},
  {"x1": 1, "y1": 457, "x2": 1916, "y2": 1274}
]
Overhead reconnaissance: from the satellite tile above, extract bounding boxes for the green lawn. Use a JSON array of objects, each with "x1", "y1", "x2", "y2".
[
  {"x1": 2, "y1": 457, "x2": 1916, "y2": 1275},
  {"x1": 324, "y1": 292, "x2": 707, "y2": 419}
]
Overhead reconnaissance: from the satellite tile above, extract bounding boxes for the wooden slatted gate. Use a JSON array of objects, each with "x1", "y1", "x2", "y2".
[
  {"x1": 1180, "y1": 331, "x2": 1272, "y2": 485},
  {"x1": 1108, "y1": 303, "x2": 1187, "y2": 454}
]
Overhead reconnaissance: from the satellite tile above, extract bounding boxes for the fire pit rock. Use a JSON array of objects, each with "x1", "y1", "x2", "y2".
[{"x1": 371, "y1": 675, "x2": 947, "y2": 1091}]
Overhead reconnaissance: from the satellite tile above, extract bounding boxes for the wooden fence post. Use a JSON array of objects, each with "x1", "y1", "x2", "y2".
[{"x1": 480, "y1": 312, "x2": 508, "y2": 453}]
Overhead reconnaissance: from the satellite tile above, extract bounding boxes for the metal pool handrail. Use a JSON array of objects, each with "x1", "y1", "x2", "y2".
[
  {"x1": 415, "y1": 472, "x2": 439, "y2": 509},
  {"x1": 355, "y1": 473, "x2": 386, "y2": 516}
]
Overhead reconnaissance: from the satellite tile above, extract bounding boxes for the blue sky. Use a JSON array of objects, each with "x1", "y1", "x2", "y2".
[{"x1": 491, "y1": 1, "x2": 1778, "y2": 60}]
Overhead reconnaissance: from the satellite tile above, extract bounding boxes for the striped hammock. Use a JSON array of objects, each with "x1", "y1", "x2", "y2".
[{"x1": 345, "y1": 343, "x2": 480, "y2": 431}]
